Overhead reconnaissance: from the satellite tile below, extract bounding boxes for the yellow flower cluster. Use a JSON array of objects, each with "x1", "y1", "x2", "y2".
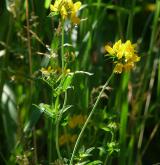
[
  {"x1": 105, "y1": 40, "x2": 140, "y2": 74},
  {"x1": 50, "y1": 0, "x2": 82, "y2": 24},
  {"x1": 59, "y1": 134, "x2": 77, "y2": 146},
  {"x1": 68, "y1": 114, "x2": 86, "y2": 129}
]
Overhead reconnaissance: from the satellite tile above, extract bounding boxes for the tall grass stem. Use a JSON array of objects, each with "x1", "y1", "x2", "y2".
[{"x1": 69, "y1": 73, "x2": 114, "y2": 165}]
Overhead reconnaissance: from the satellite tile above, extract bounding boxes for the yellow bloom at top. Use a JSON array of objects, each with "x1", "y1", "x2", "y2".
[
  {"x1": 50, "y1": 0, "x2": 82, "y2": 24},
  {"x1": 105, "y1": 40, "x2": 140, "y2": 74}
]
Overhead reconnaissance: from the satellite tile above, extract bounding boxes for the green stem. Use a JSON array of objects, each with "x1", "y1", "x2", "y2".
[
  {"x1": 126, "y1": 0, "x2": 136, "y2": 40},
  {"x1": 55, "y1": 116, "x2": 62, "y2": 160},
  {"x1": 55, "y1": 21, "x2": 66, "y2": 159},
  {"x1": 61, "y1": 21, "x2": 65, "y2": 71},
  {"x1": 49, "y1": 118, "x2": 53, "y2": 163},
  {"x1": 69, "y1": 73, "x2": 114, "y2": 165},
  {"x1": 49, "y1": 93, "x2": 59, "y2": 164},
  {"x1": 53, "y1": 96, "x2": 61, "y2": 160},
  {"x1": 55, "y1": 92, "x2": 67, "y2": 160}
]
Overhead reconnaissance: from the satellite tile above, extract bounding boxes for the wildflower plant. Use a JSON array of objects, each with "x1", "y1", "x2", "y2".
[{"x1": 38, "y1": 1, "x2": 142, "y2": 164}]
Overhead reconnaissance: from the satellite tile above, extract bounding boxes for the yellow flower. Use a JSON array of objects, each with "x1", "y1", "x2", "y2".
[
  {"x1": 105, "y1": 40, "x2": 140, "y2": 74},
  {"x1": 50, "y1": 0, "x2": 68, "y2": 19},
  {"x1": 114, "y1": 63, "x2": 123, "y2": 74},
  {"x1": 123, "y1": 62, "x2": 134, "y2": 71},
  {"x1": 50, "y1": 0, "x2": 82, "y2": 24},
  {"x1": 113, "y1": 40, "x2": 122, "y2": 49},
  {"x1": 70, "y1": 1, "x2": 82, "y2": 24},
  {"x1": 104, "y1": 45, "x2": 115, "y2": 55},
  {"x1": 68, "y1": 114, "x2": 86, "y2": 129}
]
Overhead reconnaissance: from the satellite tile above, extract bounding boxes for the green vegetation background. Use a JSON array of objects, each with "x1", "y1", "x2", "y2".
[{"x1": 0, "y1": 0, "x2": 160, "y2": 164}]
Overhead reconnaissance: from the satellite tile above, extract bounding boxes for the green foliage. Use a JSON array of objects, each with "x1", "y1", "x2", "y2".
[{"x1": 0, "y1": 0, "x2": 160, "y2": 164}]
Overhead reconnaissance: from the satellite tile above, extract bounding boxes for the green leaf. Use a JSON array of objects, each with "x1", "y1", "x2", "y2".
[
  {"x1": 61, "y1": 74, "x2": 73, "y2": 92},
  {"x1": 60, "y1": 105, "x2": 73, "y2": 114},
  {"x1": 86, "y1": 147, "x2": 95, "y2": 154},
  {"x1": 54, "y1": 74, "x2": 73, "y2": 96},
  {"x1": 76, "y1": 161, "x2": 89, "y2": 165},
  {"x1": 33, "y1": 103, "x2": 55, "y2": 119},
  {"x1": 100, "y1": 126, "x2": 111, "y2": 132},
  {"x1": 86, "y1": 160, "x2": 103, "y2": 165}
]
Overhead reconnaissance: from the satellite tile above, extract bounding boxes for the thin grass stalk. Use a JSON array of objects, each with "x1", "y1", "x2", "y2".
[
  {"x1": 137, "y1": 58, "x2": 158, "y2": 158},
  {"x1": 119, "y1": 0, "x2": 136, "y2": 164},
  {"x1": 142, "y1": 122, "x2": 160, "y2": 157},
  {"x1": 137, "y1": 0, "x2": 160, "y2": 98},
  {"x1": 70, "y1": 73, "x2": 114, "y2": 165},
  {"x1": 26, "y1": 0, "x2": 33, "y2": 78},
  {"x1": 25, "y1": 1, "x2": 38, "y2": 164},
  {"x1": 117, "y1": 11, "x2": 124, "y2": 40},
  {"x1": 119, "y1": 91, "x2": 129, "y2": 165},
  {"x1": 136, "y1": 1, "x2": 160, "y2": 162},
  {"x1": 128, "y1": 136, "x2": 134, "y2": 165}
]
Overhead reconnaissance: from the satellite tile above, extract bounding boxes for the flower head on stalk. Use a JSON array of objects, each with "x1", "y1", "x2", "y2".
[
  {"x1": 50, "y1": 0, "x2": 82, "y2": 24},
  {"x1": 105, "y1": 40, "x2": 140, "y2": 74}
]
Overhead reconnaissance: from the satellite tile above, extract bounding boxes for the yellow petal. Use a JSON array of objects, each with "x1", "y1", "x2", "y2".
[
  {"x1": 74, "y1": 1, "x2": 81, "y2": 11},
  {"x1": 50, "y1": 4, "x2": 58, "y2": 12},
  {"x1": 113, "y1": 40, "x2": 121, "y2": 52},
  {"x1": 117, "y1": 51, "x2": 123, "y2": 59},
  {"x1": 124, "y1": 52, "x2": 133, "y2": 60},
  {"x1": 60, "y1": 6, "x2": 68, "y2": 19},
  {"x1": 114, "y1": 63, "x2": 123, "y2": 74},
  {"x1": 125, "y1": 40, "x2": 135, "y2": 52},
  {"x1": 127, "y1": 54, "x2": 141, "y2": 62},
  {"x1": 67, "y1": 0, "x2": 74, "y2": 7},
  {"x1": 105, "y1": 45, "x2": 115, "y2": 55},
  {"x1": 123, "y1": 62, "x2": 134, "y2": 71},
  {"x1": 116, "y1": 43, "x2": 125, "y2": 59},
  {"x1": 132, "y1": 54, "x2": 140, "y2": 62}
]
